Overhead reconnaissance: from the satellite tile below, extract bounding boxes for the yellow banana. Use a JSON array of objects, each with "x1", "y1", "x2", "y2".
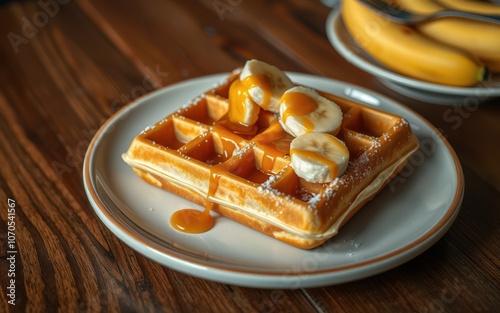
[
  {"x1": 434, "y1": 0, "x2": 500, "y2": 15},
  {"x1": 393, "y1": 0, "x2": 500, "y2": 72},
  {"x1": 341, "y1": 0, "x2": 485, "y2": 86}
]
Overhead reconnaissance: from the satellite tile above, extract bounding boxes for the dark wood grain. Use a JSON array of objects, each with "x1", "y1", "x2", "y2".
[{"x1": 1, "y1": 0, "x2": 499, "y2": 312}]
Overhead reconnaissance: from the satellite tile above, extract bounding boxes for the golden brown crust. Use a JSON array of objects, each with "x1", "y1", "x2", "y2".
[{"x1": 122, "y1": 68, "x2": 419, "y2": 249}]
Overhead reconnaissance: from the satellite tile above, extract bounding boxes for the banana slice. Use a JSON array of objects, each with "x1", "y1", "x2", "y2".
[
  {"x1": 240, "y1": 59, "x2": 294, "y2": 113},
  {"x1": 279, "y1": 86, "x2": 342, "y2": 138},
  {"x1": 290, "y1": 132, "x2": 349, "y2": 183},
  {"x1": 228, "y1": 78, "x2": 261, "y2": 126}
]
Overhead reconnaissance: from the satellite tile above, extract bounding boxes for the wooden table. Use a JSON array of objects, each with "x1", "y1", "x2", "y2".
[{"x1": 1, "y1": 0, "x2": 499, "y2": 312}]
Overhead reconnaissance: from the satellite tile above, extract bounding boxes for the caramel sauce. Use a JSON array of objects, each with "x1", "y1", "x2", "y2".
[
  {"x1": 247, "y1": 169, "x2": 270, "y2": 184},
  {"x1": 206, "y1": 135, "x2": 241, "y2": 165},
  {"x1": 271, "y1": 136, "x2": 293, "y2": 154},
  {"x1": 255, "y1": 126, "x2": 293, "y2": 173},
  {"x1": 170, "y1": 206, "x2": 214, "y2": 233},
  {"x1": 217, "y1": 116, "x2": 258, "y2": 137},
  {"x1": 261, "y1": 151, "x2": 278, "y2": 173},
  {"x1": 219, "y1": 136, "x2": 239, "y2": 159},
  {"x1": 281, "y1": 92, "x2": 318, "y2": 132},
  {"x1": 170, "y1": 166, "x2": 224, "y2": 234},
  {"x1": 260, "y1": 139, "x2": 289, "y2": 173},
  {"x1": 228, "y1": 79, "x2": 259, "y2": 126},
  {"x1": 209, "y1": 166, "x2": 224, "y2": 197},
  {"x1": 241, "y1": 74, "x2": 272, "y2": 110},
  {"x1": 205, "y1": 153, "x2": 225, "y2": 165},
  {"x1": 290, "y1": 148, "x2": 339, "y2": 178},
  {"x1": 169, "y1": 76, "x2": 283, "y2": 234}
]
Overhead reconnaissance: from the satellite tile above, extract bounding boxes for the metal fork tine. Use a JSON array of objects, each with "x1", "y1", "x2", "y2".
[
  {"x1": 371, "y1": 0, "x2": 410, "y2": 15},
  {"x1": 380, "y1": 0, "x2": 408, "y2": 13},
  {"x1": 369, "y1": 0, "x2": 391, "y2": 8},
  {"x1": 358, "y1": 0, "x2": 500, "y2": 25},
  {"x1": 360, "y1": 0, "x2": 388, "y2": 12},
  {"x1": 359, "y1": 0, "x2": 409, "y2": 24}
]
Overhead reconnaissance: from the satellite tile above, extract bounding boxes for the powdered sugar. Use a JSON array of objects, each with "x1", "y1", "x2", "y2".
[
  {"x1": 307, "y1": 193, "x2": 322, "y2": 208},
  {"x1": 233, "y1": 143, "x2": 253, "y2": 159},
  {"x1": 141, "y1": 124, "x2": 155, "y2": 134},
  {"x1": 371, "y1": 139, "x2": 382, "y2": 148}
]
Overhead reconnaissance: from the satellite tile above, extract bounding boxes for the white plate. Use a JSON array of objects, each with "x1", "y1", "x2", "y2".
[
  {"x1": 326, "y1": 10, "x2": 500, "y2": 105},
  {"x1": 83, "y1": 73, "x2": 463, "y2": 288}
]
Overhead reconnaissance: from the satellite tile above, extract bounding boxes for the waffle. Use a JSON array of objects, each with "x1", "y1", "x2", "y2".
[{"x1": 122, "y1": 68, "x2": 419, "y2": 249}]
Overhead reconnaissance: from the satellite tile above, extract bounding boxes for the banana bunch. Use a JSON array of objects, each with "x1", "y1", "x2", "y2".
[
  {"x1": 394, "y1": 0, "x2": 500, "y2": 72},
  {"x1": 340, "y1": 0, "x2": 495, "y2": 86},
  {"x1": 229, "y1": 60, "x2": 349, "y2": 183}
]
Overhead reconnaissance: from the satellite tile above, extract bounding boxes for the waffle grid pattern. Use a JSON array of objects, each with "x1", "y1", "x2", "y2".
[{"x1": 123, "y1": 69, "x2": 419, "y2": 248}]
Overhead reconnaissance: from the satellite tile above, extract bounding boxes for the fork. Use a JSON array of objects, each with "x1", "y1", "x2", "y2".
[{"x1": 359, "y1": 0, "x2": 500, "y2": 25}]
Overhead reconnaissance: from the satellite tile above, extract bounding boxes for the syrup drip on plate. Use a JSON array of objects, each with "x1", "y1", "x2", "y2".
[
  {"x1": 170, "y1": 166, "x2": 223, "y2": 234},
  {"x1": 170, "y1": 205, "x2": 214, "y2": 234}
]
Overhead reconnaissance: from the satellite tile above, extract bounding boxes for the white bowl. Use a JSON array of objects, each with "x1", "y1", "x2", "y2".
[{"x1": 326, "y1": 10, "x2": 500, "y2": 105}]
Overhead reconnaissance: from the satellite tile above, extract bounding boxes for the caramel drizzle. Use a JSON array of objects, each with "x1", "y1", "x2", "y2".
[
  {"x1": 241, "y1": 74, "x2": 272, "y2": 110},
  {"x1": 290, "y1": 148, "x2": 339, "y2": 178},
  {"x1": 281, "y1": 92, "x2": 318, "y2": 132},
  {"x1": 169, "y1": 165, "x2": 224, "y2": 234}
]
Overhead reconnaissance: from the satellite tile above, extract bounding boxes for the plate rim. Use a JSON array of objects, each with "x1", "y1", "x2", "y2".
[
  {"x1": 325, "y1": 9, "x2": 500, "y2": 97},
  {"x1": 83, "y1": 73, "x2": 464, "y2": 287}
]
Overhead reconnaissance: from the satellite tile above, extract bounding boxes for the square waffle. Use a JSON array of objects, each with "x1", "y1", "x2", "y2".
[{"x1": 122, "y1": 68, "x2": 419, "y2": 249}]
